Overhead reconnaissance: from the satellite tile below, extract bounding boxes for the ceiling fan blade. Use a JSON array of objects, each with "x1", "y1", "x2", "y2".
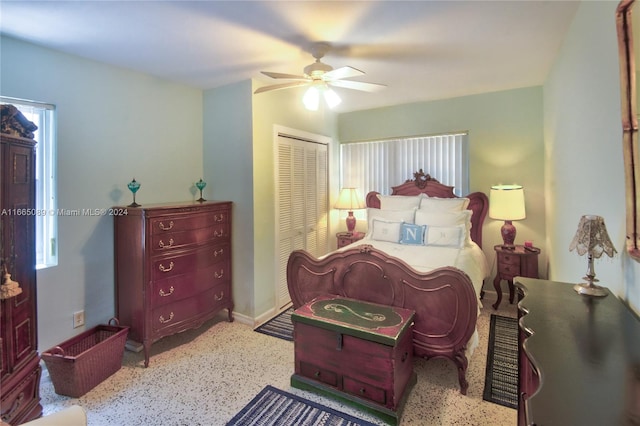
[
  {"x1": 329, "y1": 80, "x2": 387, "y2": 93},
  {"x1": 254, "y1": 81, "x2": 309, "y2": 94},
  {"x1": 323, "y1": 66, "x2": 364, "y2": 81},
  {"x1": 261, "y1": 71, "x2": 308, "y2": 80}
]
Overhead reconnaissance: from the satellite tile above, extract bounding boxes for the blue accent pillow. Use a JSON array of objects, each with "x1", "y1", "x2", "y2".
[{"x1": 399, "y1": 223, "x2": 426, "y2": 245}]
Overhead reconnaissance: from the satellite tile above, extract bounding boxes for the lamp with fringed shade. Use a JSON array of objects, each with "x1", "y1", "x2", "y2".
[
  {"x1": 334, "y1": 188, "x2": 365, "y2": 234},
  {"x1": 569, "y1": 215, "x2": 617, "y2": 297}
]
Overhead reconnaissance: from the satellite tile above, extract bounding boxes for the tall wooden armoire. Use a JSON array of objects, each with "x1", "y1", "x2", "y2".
[{"x1": 0, "y1": 105, "x2": 43, "y2": 424}]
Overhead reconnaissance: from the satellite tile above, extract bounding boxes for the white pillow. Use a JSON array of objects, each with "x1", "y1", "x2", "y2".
[
  {"x1": 425, "y1": 225, "x2": 465, "y2": 248},
  {"x1": 377, "y1": 194, "x2": 423, "y2": 210},
  {"x1": 419, "y1": 196, "x2": 470, "y2": 212},
  {"x1": 415, "y1": 209, "x2": 472, "y2": 246},
  {"x1": 366, "y1": 208, "x2": 416, "y2": 234},
  {"x1": 370, "y1": 219, "x2": 403, "y2": 243}
]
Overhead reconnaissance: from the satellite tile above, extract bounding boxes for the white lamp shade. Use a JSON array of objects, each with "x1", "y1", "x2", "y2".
[
  {"x1": 334, "y1": 188, "x2": 365, "y2": 210},
  {"x1": 489, "y1": 185, "x2": 526, "y2": 221}
]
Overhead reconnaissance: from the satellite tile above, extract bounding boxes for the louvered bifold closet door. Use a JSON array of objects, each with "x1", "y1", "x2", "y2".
[{"x1": 276, "y1": 135, "x2": 328, "y2": 309}]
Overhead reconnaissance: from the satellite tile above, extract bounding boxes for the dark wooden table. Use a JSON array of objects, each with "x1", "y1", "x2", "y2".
[{"x1": 516, "y1": 277, "x2": 640, "y2": 426}]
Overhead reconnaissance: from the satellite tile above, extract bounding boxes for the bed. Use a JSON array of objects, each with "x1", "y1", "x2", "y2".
[{"x1": 286, "y1": 170, "x2": 489, "y2": 394}]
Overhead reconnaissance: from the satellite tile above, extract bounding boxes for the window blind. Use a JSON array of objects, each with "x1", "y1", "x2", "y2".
[{"x1": 340, "y1": 133, "x2": 469, "y2": 197}]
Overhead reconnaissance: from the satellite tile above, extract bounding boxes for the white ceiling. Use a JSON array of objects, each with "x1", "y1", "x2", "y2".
[{"x1": 0, "y1": 1, "x2": 580, "y2": 113}]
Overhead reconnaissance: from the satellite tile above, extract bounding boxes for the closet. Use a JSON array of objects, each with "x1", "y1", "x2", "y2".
[{"x1": 275, "y1": 132, "x2": 329, "y2": 309}]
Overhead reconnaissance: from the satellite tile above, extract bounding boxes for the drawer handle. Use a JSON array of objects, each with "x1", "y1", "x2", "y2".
[
  {"x1": 401, "y1": 351, "x2": 409, "y2": 362},
  {"x1": 159, "y1": 221, "x2": 174, "y2": 231},
  {"x1": 159, "y1": 286, "x2": 174, "y2": 297},
  {"x1": 159, "y1": 312, "x2": 174, "y2": 323},
  {"x1": 159, "y1": 238, "x2": 174, "y2": 248},
  {"x1": 359, "y1": 388, "x2": 366, "y2": 395},
  {"x1": 159, "y1": 261, "x2": 174, "y2": 272},
  {"x1": 215, "y1": 291, "x2": 225, "y2": 301},
  {"x1": 214, "y1": 214, "x2": 225, "y2": 222},
  {"x1": 314, "y1": 371, "x2": 321, "y2": 378},
  {"x1": 214, "y1": 230, "x2": 224, "y2": 238},
  {"x1": 215, "y1": 269, "x2": 224, "y2": 279},
  {"x1": 213, "y1": 248, "x2": 224, "y2": 257}
]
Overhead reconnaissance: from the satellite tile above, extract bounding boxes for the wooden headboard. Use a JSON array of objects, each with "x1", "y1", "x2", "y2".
[{"x1": 365, "y1": 170, "x2": 489, "y2": 249}]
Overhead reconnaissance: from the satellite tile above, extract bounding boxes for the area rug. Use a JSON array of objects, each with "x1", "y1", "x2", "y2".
[
  {"x1": 226, "y1": 385, "x2": 378, "y2": 426},
  {"x1": 483, "y1": 314, "x2": 519, "y2": 409},
  {"x1": 254, "y1": 308, "x2": 294, "y2": 341}
]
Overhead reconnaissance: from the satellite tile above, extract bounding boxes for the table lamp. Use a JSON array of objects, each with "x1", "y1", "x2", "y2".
[
  {"x1": 334, "y1": 188, "x2": 365, "y2": 234},
  {"x1": 569, "y1": 215, "x2": 617, "y2": 297},
  {"x1": 489, "y1": 184, "x2": 526, "y2": 248}
]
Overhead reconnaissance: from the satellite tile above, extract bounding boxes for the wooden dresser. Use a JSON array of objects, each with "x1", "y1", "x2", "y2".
[
  {"x1": 516, "y1": 277, "x2": 640, "y2": 426},
  {"x1": 114, "y1": 201, "x2": 233, "y2": 367},
  {"x1": 0, "y1": 133, "x2": 43, "y2": 424}
]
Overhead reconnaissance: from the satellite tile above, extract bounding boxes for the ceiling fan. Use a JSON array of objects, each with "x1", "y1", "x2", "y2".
[{"x1": 254, "y1": 42, "x2": 386, "y2": 110}]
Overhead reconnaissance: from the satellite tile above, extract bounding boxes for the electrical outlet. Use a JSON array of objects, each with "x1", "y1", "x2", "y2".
[{"x1": 73, "y1": 310, "x2": 85, "y2": 328}]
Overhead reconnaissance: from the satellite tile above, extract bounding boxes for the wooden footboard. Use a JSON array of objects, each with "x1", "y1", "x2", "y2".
[{"x1": 287, "y1": 244, "x2": 478, "y2": 394}]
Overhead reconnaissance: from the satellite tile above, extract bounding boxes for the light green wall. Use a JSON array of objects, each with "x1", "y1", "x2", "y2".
[
  {"x1": 1, "y1": 36, "x2": 204, "y2": 350},
  {"x1": 251, "y1": 84, "x2": 338, "y2": 318},
  {"x1": 204, "y1": 81, "x2": 338, "y2": 320},
  {"x1": 203, "y1": 81, "x2": 254, "y2": 317},
  {"x1": 544, "y1": 0, "x2": 639, "y2": 314},
  {"x1": 338, "y1": 87, "x2": 547, "y2": 283}
]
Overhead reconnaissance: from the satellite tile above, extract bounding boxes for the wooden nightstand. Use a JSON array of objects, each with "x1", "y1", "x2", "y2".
[
  {"x1": 493, "y1": 244, "x2": 539, "y2": 309},
  {"x1": 336, "y1": 232, "x2": 365, "y2": 248}
]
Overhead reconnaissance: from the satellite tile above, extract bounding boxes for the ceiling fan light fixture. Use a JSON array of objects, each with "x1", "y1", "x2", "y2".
[
  {"x1": 303, "y1": 83, "x2": 341, "y2": 111},
  {"x1": 303, "y1": 86, "x2": 320, "y2": 111},
  {"x1": 323, "y1": 87, "x2": 341, "y2": 108},
  {"x1": 258, "y1": 42, "x2": 385, "y2": 107}
]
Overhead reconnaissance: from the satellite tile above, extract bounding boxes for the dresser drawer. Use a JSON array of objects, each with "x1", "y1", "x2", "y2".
[
  {"x1": 343, "y1": 376, "x2": 386, "y2": 405},
  {"x1": 498, "y1": 252, "x2": 520, "y2": 267},
  {"x1": 0, "y1": 359, "x2": 40, "y2": 425},
  {"x1": 152, "y1": 244, "x2": 229, "y2": 281},
  {"x1": 150, "y1": 210, "x2": 229, "y2": 235},
  {"x1": 151, "y1": 284, "x2": 229, "y2": 333},
  {"x1": 498, "y1": 252, "x2": 521, "y2": 267},
  {"x1": 498, "y1": 262, "x2": 520, "y2": 278},
  {"x1": 150, "y1": 223, "x2": 229, "y2": 253},
  {"x1": 337, "y1": 236, "x2": 352, "y2": 248},
  {"x1": 299, "y1": 361, "x2": 338, "y2": 387},
  {"x1": 151, "y1": 260, "x2": 231, "y2": 307}
]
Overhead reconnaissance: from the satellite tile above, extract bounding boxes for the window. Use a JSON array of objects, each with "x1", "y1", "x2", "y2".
[
  {"x1": 339, "y1": 133, "x2": 469, "y2": 197},
  {"x1": 1, "y1": 97, "x2": 57, "y2": 269}
]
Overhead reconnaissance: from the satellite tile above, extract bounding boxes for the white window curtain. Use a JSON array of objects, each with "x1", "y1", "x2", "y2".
[{"x1": 340, "y1": 133, "x2": 469, "y2": 197}]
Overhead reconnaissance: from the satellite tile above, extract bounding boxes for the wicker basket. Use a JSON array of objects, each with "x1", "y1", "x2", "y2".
[{"x1": 42, "y1": 318, "x2": 129, "y2": 397}]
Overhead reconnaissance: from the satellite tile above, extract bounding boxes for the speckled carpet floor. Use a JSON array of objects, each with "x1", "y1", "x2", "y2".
[{"x1": 39, "y1": 295, "x2": 517, "y2": 426}]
